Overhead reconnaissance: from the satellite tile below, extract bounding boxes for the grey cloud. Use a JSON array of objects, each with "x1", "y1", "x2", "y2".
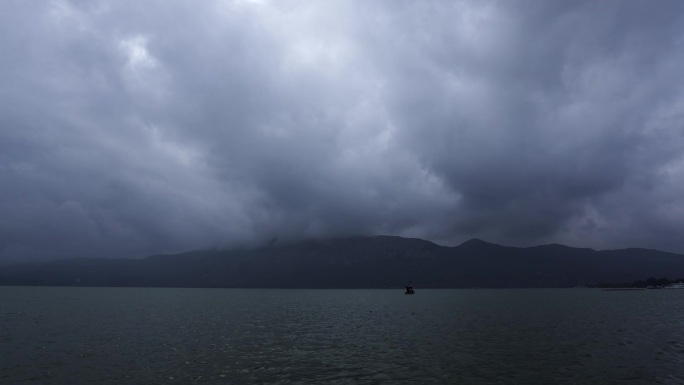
[
  {"x1": 1, "y1": 0, "x2": 684, "y2": 263},
  {"x1": 375, "y1": 1, "x2": 684, "y2": 248}
]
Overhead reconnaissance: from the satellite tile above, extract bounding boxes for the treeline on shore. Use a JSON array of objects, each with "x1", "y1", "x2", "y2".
[{"x1": 595, "y1": 277, "x2": 684, "y2": 288}]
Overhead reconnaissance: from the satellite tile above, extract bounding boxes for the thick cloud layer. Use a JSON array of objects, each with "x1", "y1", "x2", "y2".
[{"x1": 2, "y1": 0, "x2": 684, "y2": 263}]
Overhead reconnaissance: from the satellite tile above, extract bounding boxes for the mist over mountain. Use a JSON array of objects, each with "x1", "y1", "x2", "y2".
[{"x1": 2, "y1": 236, "x2": 683, "y2": 288}]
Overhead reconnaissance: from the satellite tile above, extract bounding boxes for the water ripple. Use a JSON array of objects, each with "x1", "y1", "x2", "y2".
[{"x1": 1, "y1": 287, "x2": 684, "y2": 384}]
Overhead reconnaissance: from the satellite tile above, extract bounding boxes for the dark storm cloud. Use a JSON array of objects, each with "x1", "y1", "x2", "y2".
[{"x1": 1, "y1": 0, "x2": 684, "y2": 263}]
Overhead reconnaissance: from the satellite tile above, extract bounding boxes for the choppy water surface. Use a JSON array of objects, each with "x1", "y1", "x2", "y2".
[{"x1": 2, "y1": 287, "x2": 684, "y2": 384}]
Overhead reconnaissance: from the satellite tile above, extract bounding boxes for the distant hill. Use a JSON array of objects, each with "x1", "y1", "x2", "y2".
[{"x1": 1, "y1": 236, "x2": 684, "y2": 288}]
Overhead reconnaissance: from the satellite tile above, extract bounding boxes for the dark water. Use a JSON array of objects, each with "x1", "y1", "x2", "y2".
[{"x1": 2, "y1": 287, "x2": 684, "y2": 384}]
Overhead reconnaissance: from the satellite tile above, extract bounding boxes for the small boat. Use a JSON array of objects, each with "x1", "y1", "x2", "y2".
[
  {"x1": 405, "y1": 282, "x2": 415, "y2": 294},
  {"x1": 665, "y1": 282, "x2": 684, "y2": 289}
]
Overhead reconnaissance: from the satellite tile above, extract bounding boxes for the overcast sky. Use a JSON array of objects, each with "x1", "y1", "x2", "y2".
[{"x1": 2, "y1": 0, "x2": 684, "y2": 263}]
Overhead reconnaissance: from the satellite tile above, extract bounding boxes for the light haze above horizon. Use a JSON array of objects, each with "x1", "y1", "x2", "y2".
[{"x1": 2, "y1": 0, "x2": 684, "y2": 263}]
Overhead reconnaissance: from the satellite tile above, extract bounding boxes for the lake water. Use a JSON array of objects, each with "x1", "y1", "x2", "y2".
[{"x1": 1, "y1": 287, "x2": 684, "y2": 384}]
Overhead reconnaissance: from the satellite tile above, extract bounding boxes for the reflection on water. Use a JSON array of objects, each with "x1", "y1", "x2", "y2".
[{"x1": 2, "y1": 287, "x2": 684, "y2": 384}]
